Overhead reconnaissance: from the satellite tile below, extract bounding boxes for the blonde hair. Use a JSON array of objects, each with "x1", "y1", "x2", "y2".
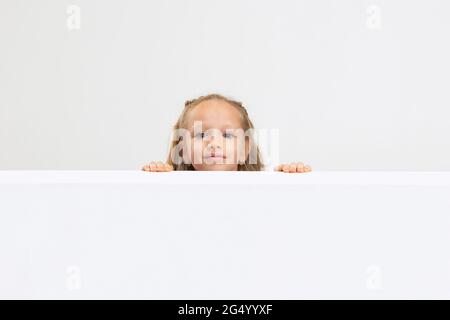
[{"x1": 166, "y1": 93, "x2": 264, "y2": 171}]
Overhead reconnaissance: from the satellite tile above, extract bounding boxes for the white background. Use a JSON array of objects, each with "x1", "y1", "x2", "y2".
[{"x1": 1, "y1": 0, "x2": 449, "y2": 170}]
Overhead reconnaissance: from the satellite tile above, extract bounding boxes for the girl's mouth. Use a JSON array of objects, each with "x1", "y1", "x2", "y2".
[{"x1": 204, "y1": 154, "x2": 226, "y2": 161}]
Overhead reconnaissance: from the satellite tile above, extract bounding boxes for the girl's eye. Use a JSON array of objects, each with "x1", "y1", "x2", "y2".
[{"x1": 194, "y1": 132, "x2": 234, "y2": 139}]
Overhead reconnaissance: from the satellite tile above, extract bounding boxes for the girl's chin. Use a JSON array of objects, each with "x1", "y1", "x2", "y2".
[{"x1": 193, "y1": 164, "x2": 237, "y2": 171}]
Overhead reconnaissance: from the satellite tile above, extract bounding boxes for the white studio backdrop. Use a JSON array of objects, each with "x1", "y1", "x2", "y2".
[{"x1": 1, "y1": 0, "x2": 449, "y2": 170}]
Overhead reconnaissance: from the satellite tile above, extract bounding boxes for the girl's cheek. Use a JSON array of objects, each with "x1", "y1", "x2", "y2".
[
  {"x1": 190, "y1": 140, "x2": 204, "y2": 165},
  {"x1": 233, "y1": 138, "x2": 247, "y2": 164}
]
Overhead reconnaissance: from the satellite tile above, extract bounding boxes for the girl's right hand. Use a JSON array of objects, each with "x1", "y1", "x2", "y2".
[{"x1": 142, "y1": 161, "x2": 174, "y2": 172}]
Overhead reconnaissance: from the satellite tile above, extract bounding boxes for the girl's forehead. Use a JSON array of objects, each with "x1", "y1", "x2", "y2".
[{"x1": 186, "y1": 100, "x2": 243, "y2": 129}]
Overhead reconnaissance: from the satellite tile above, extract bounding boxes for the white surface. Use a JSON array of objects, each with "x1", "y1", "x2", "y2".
[
  {"x1": 1, "y1": 170, "x2": 450, "y2": 299},
  {"x1": 2, "y1": 170, "x2": 450, "y2": 186}
]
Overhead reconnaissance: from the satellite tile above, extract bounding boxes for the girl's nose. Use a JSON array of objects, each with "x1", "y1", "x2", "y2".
[
  {"x1": 206, "y1": 136, "x2": 223, "y2": 151},
  {"x1": 207, "y1": 142, "x2": 222, "y2": 151}
]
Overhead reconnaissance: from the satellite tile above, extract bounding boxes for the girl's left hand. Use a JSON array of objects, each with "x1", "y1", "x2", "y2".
[{"x1": 274, "y1": 162, "x2": 312, "y2": 173}]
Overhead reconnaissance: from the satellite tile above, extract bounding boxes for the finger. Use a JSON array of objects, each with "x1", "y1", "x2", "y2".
[
  {"x1": 164, "y1": 163, "x2": 173, "y2": 171},
  {"x1": 274, "y1": 164, "x2": 282, "y2": 171},
  {"x1": 149, "y1": 161, "x2": 157, "y2": 171},
  {"x1": 156, "y1": 161, "x2": 165, "y2": 172},
  {"x1": 282, "y1": 164, "x2": 290, "y2": 173},
  {"x1": 296, "y1": 162, "x2": 304, "y2": 173},
  {"x1": 304, "y1": 165, "x2": 312, "y2": 172},
  {"x1": 142, "y1": 165, "x2": 150, "y2": 171},
  {"x1": 289, "y1": 163, "x2": 297, "y2": 173}
]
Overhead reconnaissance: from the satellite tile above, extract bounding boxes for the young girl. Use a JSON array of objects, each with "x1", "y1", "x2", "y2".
[{"x1": 142, "y1": 93, "x2": 312, "y2": 173}]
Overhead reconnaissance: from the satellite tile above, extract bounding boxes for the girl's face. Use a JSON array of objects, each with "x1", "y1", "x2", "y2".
[{"x1": 184, "y1": 99, "x2": 249, "y2": 171}]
